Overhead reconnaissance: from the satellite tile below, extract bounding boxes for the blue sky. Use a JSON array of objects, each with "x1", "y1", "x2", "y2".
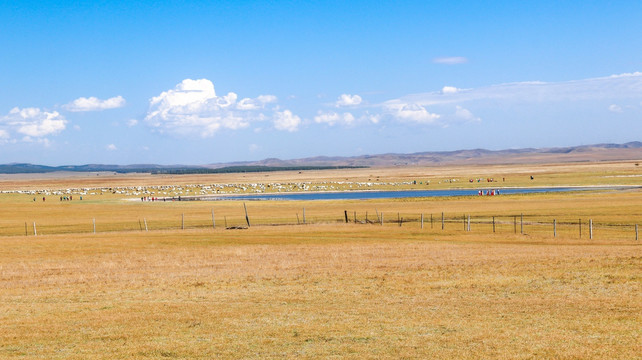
[{"x1": 1, "y1": 0, "x2": 641, "y2": 165}]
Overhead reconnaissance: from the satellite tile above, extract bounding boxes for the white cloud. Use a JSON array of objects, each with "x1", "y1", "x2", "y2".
[
  {"x1": 145, "y1": 78, "x2": 277, "y2": 137},
  {"x1": 362, "y1": 112, "x2": 381, "y2": 124},
  {"x1": 336, "y1": 94, "x2": 362, "y2": 107},
  {"x1": 237, "y1": 95, "x2": 277, "y2": 110},
  {"x1": 65, "y1": 96, "x2": 126, "y2": 112},
  {"x1": 1, "y1": 107, "x2": 67, "y2": 140},
  {"x1": 249, "y1": 143, "x2": 260, "y2": 152},
  {"x1": 342, "y1": 112, "x2": 356, "y2": 124},
  {"x1": 127, "y1": 119, "x2": 139, "y2": 127},
  {"x1": 388, "y1": 103, "x2": 440, "y2": 124},
  {"x1": 273, "y1": 110, "x2": 301, "y2": 132},
  {"x1": 106, "y1": 144, "x2": 117, "y2": 151},
  {"x1": 258, "y1": 95, "x2": 277, "y2": 104},
  {"x1": 609, "y1": 104, "x2": 623, "y2": 113},
  {"x1": 442, "y1": 86, "x2": 460, "y2": 94},
  {"x1": 0, "y1": 129, "x2": 9, "y2": 139},
  {"x1": 433, "y1": 56, "x2": 468, "y2": 65},
  {"x1": 454, "y1": 106, "x2": 481, "y2": 122},
  {"x1": 314, "y1": 111, "x2": 356, "y2": 126}
]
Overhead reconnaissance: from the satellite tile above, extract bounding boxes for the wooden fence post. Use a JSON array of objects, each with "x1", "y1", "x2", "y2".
[
  {"x1": 144, "y1": 218, "x2": 148, "y2": 232},
  {"x1": 520, "y1": 213, "x2": 524, "y2": 234},
  {"x1": 431, "y1": 213, "x2": 433, "y2": 229},
  {"x1": 244, "y1": 203, "x2": 250, "y2": 227},
  {"x1": 421, "y1": 213, "x2": 424, "y2": 229},
  {"x1": 441, "y1": 212, "x2": 444, "y2": 230},
  {"x1": 344, "y1": 210, "x2": 348, "y2": 223},
  {"x1": 579, "y1": 218, "x2": 582, "y2": 238},
  {"x1": 636, "y1": 224, "x2": 639, "y2": 241},
  {"x1": 33, "y1": 222, "x2": 37, "y2": 236},
  {"x1": 553, "y1": 219, "x2": 556, "y2": 237},
  {"x1": 381, "y1": 212, "x2": 384, "y2": 226},
  {"x1": 467, "y1": 214, "x2": 471, "y2": 232},
  {"x1": 514, "y1": 216, "x2": 517, "y2": 234},
  {"x1": 589, "y1": 219, "x2": 593, "y2": 240},
  {"x1": 303, "y1": 207, "x2": 306, "y2": 224},
  {"x1": 93, "y1": 218, "x2": 96, "y2": 234},
  {"x1": 25, "y1": 222, "x2": 28, "y2": 236},
  {"x1": 492, "y1": 216, "x2": 495, "y2": 233}
]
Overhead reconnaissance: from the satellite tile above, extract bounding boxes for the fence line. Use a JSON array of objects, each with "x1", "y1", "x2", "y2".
[{"x1": 6, "y1": 211, "x2": 639, "y2": 241}]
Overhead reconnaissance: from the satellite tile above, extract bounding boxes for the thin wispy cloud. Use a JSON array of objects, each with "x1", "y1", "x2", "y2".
[
  {"x1": 609, "y1": 104, "x2": 623, "y2": 113},
  {"x1": 433, "y1": 56, "x2": 468, "y2": 65},
  {"x1": 393, "y1": 72, "x2": 642, "y2": 106},
  {"x1": 454, "y1": 106, "x2": 481, "y2": 122}
]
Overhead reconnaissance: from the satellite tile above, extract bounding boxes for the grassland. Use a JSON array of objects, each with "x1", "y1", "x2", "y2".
[{"x1": 0, "y1": 161, "x2": 640, "y2": 359}]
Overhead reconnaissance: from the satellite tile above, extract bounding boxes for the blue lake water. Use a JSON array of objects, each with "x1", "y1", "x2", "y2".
[{"x1": 190, "y1": 187, "x2": 617, "y2": 201}]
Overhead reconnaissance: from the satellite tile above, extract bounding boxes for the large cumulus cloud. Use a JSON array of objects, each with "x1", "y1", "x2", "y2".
[{"x1": 144, "y1": 79, "x2": 294, "y2": 136}]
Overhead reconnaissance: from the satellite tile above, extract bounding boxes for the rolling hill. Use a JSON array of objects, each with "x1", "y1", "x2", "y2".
[{"x1": 1, "y1": 142, "x2": 640, "y2": 174}]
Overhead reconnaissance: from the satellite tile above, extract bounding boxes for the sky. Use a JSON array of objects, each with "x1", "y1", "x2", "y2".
[{"x1": 1, "y1": 0, "x2": 641, "y2": 166}]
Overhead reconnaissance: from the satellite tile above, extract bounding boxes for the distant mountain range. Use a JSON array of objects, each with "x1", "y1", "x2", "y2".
[
  {"x1": 207, "y1": 141, "x2": 642, "y2": 168},
  {"x1": 1, "y1": 142, "x2": 641, "y2": 174}
]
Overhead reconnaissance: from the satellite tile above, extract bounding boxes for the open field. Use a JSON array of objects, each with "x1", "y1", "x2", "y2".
[
  {"x1": 0, "y1": 161, "x2": 641, "y2": 358},
  {"x1": 1, "y1": 189, "x2": 642, "y2": 240},
  {"x1": 1, "y1": 226, "x2": 640, "y2": 359}
]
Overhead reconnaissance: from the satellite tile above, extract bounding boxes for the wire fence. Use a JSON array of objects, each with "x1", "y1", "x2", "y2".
[{"x1": 5, "y1": 210, "x2": 640, "y2": 241}]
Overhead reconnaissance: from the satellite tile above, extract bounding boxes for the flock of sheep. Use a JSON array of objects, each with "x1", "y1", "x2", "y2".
[{"x1": 3, "y1": 179, "x2": 451, "y2": 199}]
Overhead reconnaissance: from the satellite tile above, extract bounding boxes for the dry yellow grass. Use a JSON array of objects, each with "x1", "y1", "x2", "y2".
[
  {"x1": 1, "y1": 189, "x2": 640, "y2": 240},
  {"x1": 0, "y1": 162, "x2": 641, "y2": 358},
  {"x1": 0, "y1": 226, "x2": 640, "y2": 359}
]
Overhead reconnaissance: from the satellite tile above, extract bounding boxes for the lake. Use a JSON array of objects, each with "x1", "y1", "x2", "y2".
[{"x1": 180, "y1": 186, "x2": 621, "y2": 201}]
